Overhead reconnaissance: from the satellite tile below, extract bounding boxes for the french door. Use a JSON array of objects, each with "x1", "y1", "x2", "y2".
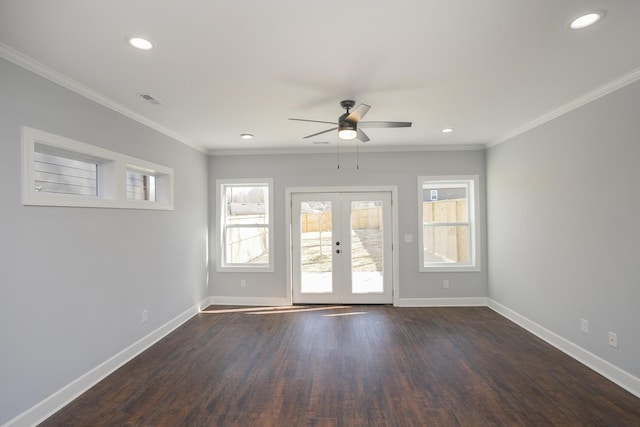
[{"x1": 292, "y1": 192, "x2": 393, "y2": 304}]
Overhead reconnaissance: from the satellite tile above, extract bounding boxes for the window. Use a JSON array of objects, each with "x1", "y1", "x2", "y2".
[
  {"x1": 418, "y1": 176, "x2": 480, "y2": 272},
  {"x1": 34, "y1": 147, "x2": 98, "y2": 196},
  {"x1": 217, "y1": 179, "x2": 274, "y2": 272},
  {"x1": 127, "y1": 169, "x2": 156, "y2": 201},
  {"x1": 22, "y1": 127, "x2": 173, "y2": 210}
]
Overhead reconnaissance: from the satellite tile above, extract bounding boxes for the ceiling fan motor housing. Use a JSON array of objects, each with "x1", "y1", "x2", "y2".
[
  {"x1": 339, "y1": 112, "x2": 357, "y2": 130},
  {"x1": 339, "y1": 100, "x2": 358, "y2": 135}
]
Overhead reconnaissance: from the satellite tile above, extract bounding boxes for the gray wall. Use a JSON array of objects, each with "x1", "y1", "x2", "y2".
[
  {"x1": 486, "y1": 80, "x2": 640, "y2": 377},
  {"x1": 0, "y1": 58, "x2": 209, "y2": 424},
  {"x1": 208, "y1": 149, "x2": 488, "y2": 301}
]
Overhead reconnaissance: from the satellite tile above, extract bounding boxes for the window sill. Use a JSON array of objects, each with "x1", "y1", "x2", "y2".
[
  {"x1": 420, "y1": 265, "x2": 481, "y2": 273},
  {"x1": 23, "y1": 193, "x2": 173, "y2": 210},
  {"x1": 216, "y1": 265, "x2": 274, "y2": 273}
]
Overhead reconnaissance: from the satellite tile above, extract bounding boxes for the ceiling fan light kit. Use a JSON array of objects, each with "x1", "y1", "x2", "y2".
[
  {"x1": 290, "y1": 100, "x2": 411, "y2": 143},
  {"x1": 338, "y1": 129, "x2": 357, "y2": 140},
  {"x1": 338, "y1": 125, "x2": 357, "y2": 140}
]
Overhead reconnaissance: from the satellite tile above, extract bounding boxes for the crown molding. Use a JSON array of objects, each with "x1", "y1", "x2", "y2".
[
  {"x1": 488, "y1": 66, "x2": 640, "y2": 148},
  {"x1": 0, "y1": 42, "x2": 206, "y2": 154}
]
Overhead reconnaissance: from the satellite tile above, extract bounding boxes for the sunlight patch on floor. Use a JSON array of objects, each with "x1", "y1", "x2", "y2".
[
  {"x1": 201, "y1": 306, "x2": 307, "y2": 314},
  {"x1": 246, "y1": 306, "x2": 353, "y2": 315},
  {"x1": 322, "y1": 311, "x2": 368, "y2": 317}
]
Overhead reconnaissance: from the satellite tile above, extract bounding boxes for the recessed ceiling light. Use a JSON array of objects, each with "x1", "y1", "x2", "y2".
[
  {"x1": 240, "y1": 134, "x2": 254, "y2": 139},
  {"x1": 128, "y1": 37, "x2": 153, "y2": 50},
  {"x1": 442, "y1": 128, "x2": 454, "y2": 133},
  {"x1": 569, "y1": 11, "x2": 605, "y2": 30}
]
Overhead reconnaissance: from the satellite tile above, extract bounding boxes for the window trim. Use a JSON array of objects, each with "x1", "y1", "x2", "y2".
[
  {"x1": 22, "y1": 127, "x2": 174, "y2": 210},
  {"x1": 418, "y1": 175, "x2": 481, "y2": 272},
  {"x1": 216, "y1": 178, "x2": 275, "y2": 272}
]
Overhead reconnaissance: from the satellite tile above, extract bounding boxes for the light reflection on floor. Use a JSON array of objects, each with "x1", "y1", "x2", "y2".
[
  {"x1": 247, "y1": 306, "x2": 353, "y2": 315},
  {"x1": 322, "y1": 311, "x2": 368, "y2": 317},
  {"x1": 200, "y1": 305, "x2": 358, "y2": 315},
  {"x1": 200, "y1": 306, "x2": 306, "y2": 314}
]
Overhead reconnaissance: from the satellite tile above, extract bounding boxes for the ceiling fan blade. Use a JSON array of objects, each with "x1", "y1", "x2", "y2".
[
  {"x1": 359, "y1": 121, "x2": 412, "y2": 128},
  {"x1": 346, "y1": 104, "x2": 371, "y2": 122},
  {"x1": 303, "y1": 127, "x2": 338, "y2": 139},
  {"x1": 289, "y1": 118, "x2": 338, "y2": 125},
  {"x1": 357, "y1": 129, "x2": 370, "y2": 143}
]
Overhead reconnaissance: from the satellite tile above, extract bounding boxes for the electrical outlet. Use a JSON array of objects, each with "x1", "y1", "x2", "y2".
[
  {"x1": 581, "y1": 319, "x2": 589, "y2": 334},
  {"x1": 443, "y1": 280, "x2": 449, "y2": 289},
  {"x1": 240, "y1": 279, "x2": 247, "y2": 287},
  {"x1": 608, "y1": 332, "x2": 618, "y2": 348},
  {"x1": 142, "y1": 310, "x2": 148, "y2": 323}
]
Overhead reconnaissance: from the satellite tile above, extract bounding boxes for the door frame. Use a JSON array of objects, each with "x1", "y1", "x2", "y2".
[{"x1": 285, "y1": 186, "x2": 399, "y2": 306}]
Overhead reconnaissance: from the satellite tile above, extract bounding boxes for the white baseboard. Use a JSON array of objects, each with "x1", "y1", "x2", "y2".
[
  {"x1": 3, "y1": 299, "x2": 208, "y2": 427},
  {"x1": 395, "y1": 297, "x2": 488, "y2": 307},
  {"x1": 207, "y1": 295, "x2": 290, "y2": 307},
  {"x1": 199, "y1": 296, "x2": 213, "y2": 310},
  {"x1": 487, "y1": 298, "x2": 640, "y2": 399}
]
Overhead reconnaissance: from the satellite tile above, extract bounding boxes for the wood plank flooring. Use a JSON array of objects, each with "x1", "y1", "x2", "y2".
[{"x1": 40, "y1": 306, "x2": 640, "y2": 426}]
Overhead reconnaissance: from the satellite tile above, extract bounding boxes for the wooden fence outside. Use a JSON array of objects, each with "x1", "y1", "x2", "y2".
[
  {"x1": 301, "y1": 207, "x2": 382, "y2": 232},
  {"x1": 296, "y1": 200, "x2": 468, "y2": 264},
  {"x1": 423, "y1": 199, "x2": 468, "y2": 263}
]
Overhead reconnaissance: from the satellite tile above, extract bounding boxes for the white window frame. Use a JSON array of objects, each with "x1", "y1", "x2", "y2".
[
  {"x1": 22, "y1": 127, "x2": 174, "y2": 210},
  {"x1": 216, "y1": 178, "x2": 274, "y2": 272},
  {"x1": 418, "y1": 175, "x2": 480, "y2": 272}
]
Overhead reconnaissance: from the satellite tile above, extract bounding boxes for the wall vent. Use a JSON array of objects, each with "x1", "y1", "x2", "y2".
[{"x1": 139, "y1": 93, "x2": 162, "y2": 105}]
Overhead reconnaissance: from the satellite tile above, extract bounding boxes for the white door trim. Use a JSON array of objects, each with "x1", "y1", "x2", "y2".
[{"x1": 285, "y1": 185, "x2": 399, "y2": 305}]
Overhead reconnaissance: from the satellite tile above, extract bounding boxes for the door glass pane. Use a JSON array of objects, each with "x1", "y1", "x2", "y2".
[
  {"x1": 351, "y1": 200, "x2": 383, "y2": 293},
  {"x1": 300, "y1": 201, "x2": 332, "y2": 293}
]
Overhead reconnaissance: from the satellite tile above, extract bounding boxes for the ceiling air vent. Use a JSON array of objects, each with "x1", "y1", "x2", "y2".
[{"x1": 139, "y1": 93, "x2": 162, "y2": 105}]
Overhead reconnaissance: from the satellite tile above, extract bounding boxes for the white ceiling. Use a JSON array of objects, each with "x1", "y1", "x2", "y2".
[{"x1": 1, "y1": 0, "x2": 640, "y2": 154}]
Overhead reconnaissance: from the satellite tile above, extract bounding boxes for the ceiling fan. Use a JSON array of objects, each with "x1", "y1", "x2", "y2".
[{"x1": 289, "y1": 100, "x2": 412, "y2": 142}]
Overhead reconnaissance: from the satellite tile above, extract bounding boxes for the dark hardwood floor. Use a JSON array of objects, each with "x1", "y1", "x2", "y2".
[{"x1": 40, "y1": 306, "x2": 640, "y2": 426}]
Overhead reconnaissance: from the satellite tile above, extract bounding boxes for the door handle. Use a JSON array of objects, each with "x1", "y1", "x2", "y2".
[
  {"x1": 335, "y1": 241, "x2": 340, "y2": 246},
  {"x1": 336, "y1": 249, "x2": 341, "y2": 254}
]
